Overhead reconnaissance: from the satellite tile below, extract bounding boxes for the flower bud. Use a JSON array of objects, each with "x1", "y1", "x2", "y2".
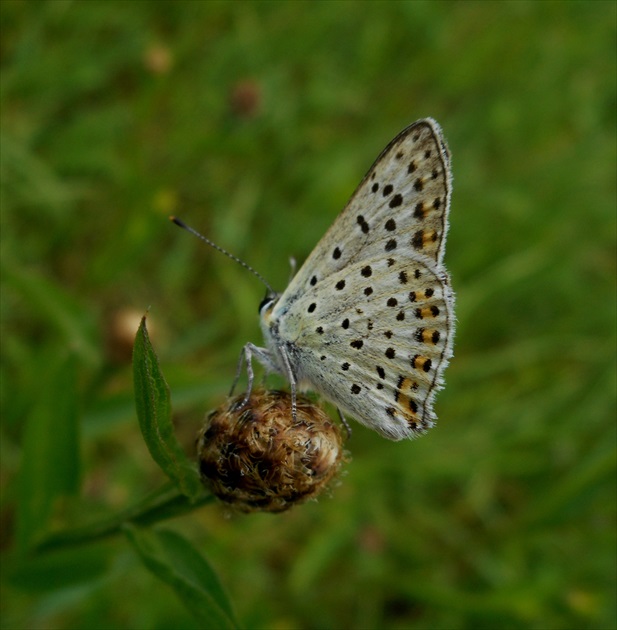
[{"x1": 197, "y1": 390, "x2": 345, "y2": 513}]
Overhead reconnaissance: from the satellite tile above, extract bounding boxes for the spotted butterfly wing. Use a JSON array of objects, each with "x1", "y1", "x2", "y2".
[{"x1": 266, "y1": 118, "x2": 454, "y2": 440}]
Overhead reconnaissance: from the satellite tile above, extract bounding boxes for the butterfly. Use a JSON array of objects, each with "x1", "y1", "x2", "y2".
[{"x1": 234, "y1": 118, "x2": 455, "y2": 441}]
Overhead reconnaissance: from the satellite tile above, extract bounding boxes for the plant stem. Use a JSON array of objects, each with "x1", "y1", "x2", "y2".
[{"x1": 34, "y1": 482, "x2": 214, "y2": 553}]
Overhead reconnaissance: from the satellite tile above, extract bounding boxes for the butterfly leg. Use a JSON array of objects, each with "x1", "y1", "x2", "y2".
[
  {"x1": 230, "y1": 343, "x2": 278, "y2": 407},
  {"x1": 276, "y1": 343, "x2": 298, "y2": 421},
  {"x1": 337, "y1": 408, "x2": 352, "y2": 440}
]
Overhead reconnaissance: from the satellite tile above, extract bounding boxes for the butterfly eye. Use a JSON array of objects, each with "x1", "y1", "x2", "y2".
[{"x1": 258, "y1": 293, "x2": 277, "y2": 314}]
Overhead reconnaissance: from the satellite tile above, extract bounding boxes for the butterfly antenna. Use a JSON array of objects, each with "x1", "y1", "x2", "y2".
[{"x1": 170, "y1": 216, "x2": 275, "y2": 294}]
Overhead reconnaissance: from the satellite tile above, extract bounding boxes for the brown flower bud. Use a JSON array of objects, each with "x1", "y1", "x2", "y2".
[
  {"x1": 197, "y1": 390, "x2": 345, "y2": 513},
  {"x1": 229, "y1": 79, "x2": 262, "y2": 119},
  {"x1": 107, "y1": 308, "x2": 155, "y2": 363}
]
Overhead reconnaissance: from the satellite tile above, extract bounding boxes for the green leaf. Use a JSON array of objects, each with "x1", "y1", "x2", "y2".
[
  {"x1": 124, "y1": 524, "x2": 239, "y2": 630},
  {"x1": 132, "y1": 316, "x2": 202, "y2": 500},
  {"x1": 16, "y1": 352, "x2": 81, "y2": 552}
]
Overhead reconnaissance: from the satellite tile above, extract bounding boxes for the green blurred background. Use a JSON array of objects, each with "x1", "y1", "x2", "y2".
[{"x1": 1, "y1": 1, "x2": 615, "y2": 629}]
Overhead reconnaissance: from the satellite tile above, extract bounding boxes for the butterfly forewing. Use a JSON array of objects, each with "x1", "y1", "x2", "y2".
[{"x1": 284, "y1": 118, "x2": 451, "y2": 304}]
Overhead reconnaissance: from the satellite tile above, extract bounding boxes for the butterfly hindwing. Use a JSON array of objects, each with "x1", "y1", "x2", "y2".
[{"x1": 278, "y1": 253, "x2": 454, "y2": 440}]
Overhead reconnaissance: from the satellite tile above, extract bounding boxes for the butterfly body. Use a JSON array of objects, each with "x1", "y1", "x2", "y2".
[{"x1": 251, "y1": 118, "x2": 454, "y2": 441}]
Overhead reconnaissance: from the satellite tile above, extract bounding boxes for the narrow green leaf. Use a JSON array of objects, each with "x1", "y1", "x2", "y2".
[
  {"x1": 124, "y1": 525, "x2": 239, "y2": 630},
  {"x1": 16, "y1": 352, "x2": 81, "y2": 552},
  {"x1": 153, "y1": 529, "x2": 238, "y2": 623},
  {"x1": 133, "y1": 316, "x2": 202, "y2": 500}
]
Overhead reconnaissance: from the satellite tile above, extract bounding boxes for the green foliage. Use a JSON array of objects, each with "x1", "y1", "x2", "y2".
[
  {"x1": 133, "y1": 316, "x2": 203, "y2": 501},
  {"x1": 15, "y1": 353, "x2": 80, "y2": 552},
  {"x1": 124, "y1": 525, "x2": 239, "y2": 630},
  {"x1": 1, "y1": 1, "x2": 615, "y2": 629}
]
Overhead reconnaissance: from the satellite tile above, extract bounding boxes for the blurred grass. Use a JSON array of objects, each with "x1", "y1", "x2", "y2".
[{"x1": 1, "y1": 1, "x2": 615, "y2": 629}]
